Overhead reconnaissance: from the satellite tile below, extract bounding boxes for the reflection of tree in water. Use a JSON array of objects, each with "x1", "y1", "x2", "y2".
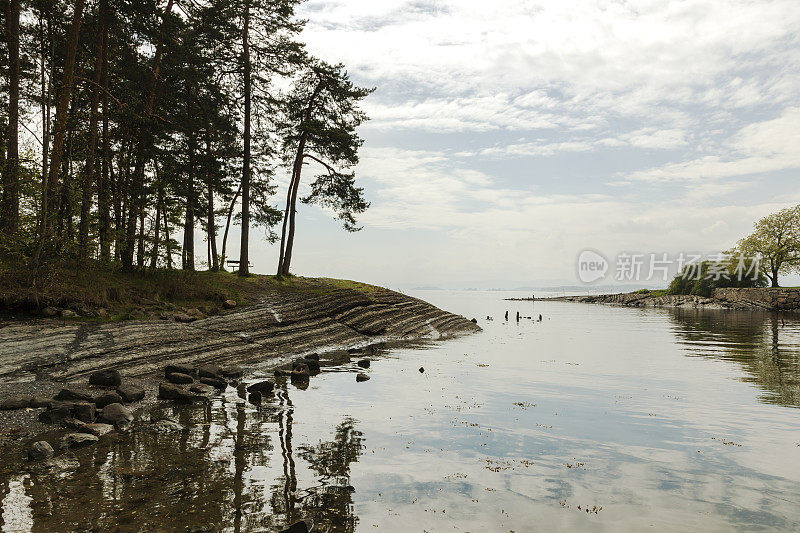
[
  {"x1": 269, "y1": 379, "x2": 364, "y2": 533},
  {"x1": 669, "y1": 308, "x2": 800, "y2": 407}
]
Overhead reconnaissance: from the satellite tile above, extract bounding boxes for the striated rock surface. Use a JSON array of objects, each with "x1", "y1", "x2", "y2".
[
  {"x1": 544, "y1": 288, "x2": 800, "y2": 311},
  {"x1": 0, "y1": 283, "x2": 480, "y2": 382}
]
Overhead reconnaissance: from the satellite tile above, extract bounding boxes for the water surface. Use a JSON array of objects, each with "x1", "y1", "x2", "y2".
[{"x1": 2, "y1": 290, "x2": 800, "y2": 532}]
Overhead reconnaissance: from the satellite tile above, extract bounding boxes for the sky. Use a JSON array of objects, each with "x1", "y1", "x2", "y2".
[{"x1": 232, "y1": 0, "x2": 800, "y2": 289}]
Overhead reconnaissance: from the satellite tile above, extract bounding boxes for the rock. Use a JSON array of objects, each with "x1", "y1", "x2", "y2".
[
  {"x1": 223, "y1": 299, "x2": 237, "y2": 309},
  {"x1": 116, "y1": 385, "x2": 145, "y2": 403},
  {"x1": 280, "y1": 520, "x2": 310, "y2": 533},
  {"x1": 199, "y1": 377, "x2": 227, "y2": 390},
  {"x1": 189, "y1": 383, "x2": 216, "y2": 396},
  {"x1": 166, "y1": 372, "x2": 194, "y2": 385},
  {"x1": 274, "y1": 369, "x2": 292, "y2": 377},
  {"x1": 54, "y1": 389, "x2": 93, "y2": 402},
  {"x1": 356, "y1": 373, "x2": 370, "y2": 382},
  {"x1": 93, "y1": 391, "x2": 124, "y2": 408},
  {"x1": 186, "y1": 308, "x2": 205, "y2": 319},
  {"x1": 165, "y1": 364, "x2": 196, "y2": 377},
  {"x1": 173, "y1": 313, "x2": 196, "y2": 323},
  {"x1": 99, "y1": 403, "x2": 133, "y2": 429},
  {"x1": 357, "y1": 359, "x2": 371, "y2": 369},
  {"x1": 30, "y1": 397, "x2": 51, "y2": 408},
  {"x1": 38, "y1": 402, "x2": 74, "y2": 424},
  {"x1": 246, "y1": 381, "x2": 274, "y2": 395},
  {"x1": 41, "y1": 306, "x2": 59, "y2": 317},
  {"x1": 221, "y1": 366, "x2": 243, "y2": 379},
  {"x1": 40, "y1": 453, "x2": 80, "y2": 473},
  {"x1": 97, "y1": 308, "x2": 109, "y2": 318},
  {"x1": 60, "y1": 417, "x2": 87, "y2": 430},
  {"x1": 419, "y1": 367, "x2": 425, "y2": 373},
  {"x1": 304, "y1": 353, "x2": 320, "y2": 361},
  {"x1": 248, "y1": 392, "x2": 262, "y2": 404},
  {"x1": 62, "y1": 433, "x2": 99, "y2": 449},
  {"x1": 0, "y1": 397, "x2": 31, "y2": 410},
  {"x1": 28, "y1": 441, "x2": 55, "y2": 461},
  {"x1": 292, "y1": 362, "x2": 310, "y2": 377},
  {"x1": 89, "y1": 369, "x2": 122, "y2": 387},
  {"x1": 300, "y1": 359, "x2": 321, "y2": 374},
  {"x1": 79, "y1": 423, "x2": 115, "y2": 437},
  {"x1": 72, "y1": 402, "x2": 96, "y2": 423},
  {"x1": 471, "y1": 318, "x2": 478, "y2": 323},
  {"x1": 61, "y1": 309, "x2": 77, "y2": 318},
  {"x1": 158, "y1": 382, "x2": 205, "y2": 403},
  {"x1": 198, "y1": 366, "x2": 222, "y2": 379},
  {"x1": 151, "y1": 418, "x2": 182, "y2": 433},
  {"x1": 348, "y1": 348, "x2": 363, "y2": 354}
]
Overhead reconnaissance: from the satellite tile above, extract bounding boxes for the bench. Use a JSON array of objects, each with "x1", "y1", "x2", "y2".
[{"x1": 226, "y1": 260, "x2": 253, "y2": 268}]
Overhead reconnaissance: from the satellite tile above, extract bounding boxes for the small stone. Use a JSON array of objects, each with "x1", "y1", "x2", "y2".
[
  {"x1": 357, "y1": 359, "x2": 371, "y2": 369},
  {"x1": 189, "y1": 383, "x2": 216, "y2": 396},
  {"x1": 41, "y1": 306, "x2": 59, "y2": 317},
  {"x1": 54, "y1": 389, "x2": 93, "y2": 402},
  {"x1": 221, "y1": 367, "x2": 243, "y2": 379},
  {"x1": 166, "y1": 372, "x2": 194, "y2": 385},
  {"x1": 292, "y1": 362, "x2": 310, "y2": 377},
  {"x1": 99, "y1": 403, "x2": 133, "y2": 429},
  {"x1": 60, "y1": 417, "x2": 87, "y2": 430},
  {"x1": 61, "y1": 309, "x2": 77, "y2": 318},
  {"x1": 40, "y1": 453, "x2": 80, "y2": 472},
  {"x1": 158, "y1": 382, "x2": 206, "y2": 403},
  {"x1": 30, "y1": 397, "x2": 51, "y2": 408},
  {"x1": 223, "y1": 299, "x2": 237, "y2": 309},
  {"x1": 28, "y1": 441, "x2": 55, "y2": 461},
  {"x1": 199, "y1": 377, "x2": 227, "y2": 390},
  {"x1": 304, "y1": 353, "x2": 320, "y2": 361},
  {"x1": 79, "y1": 423, "x2": 114, "y2": 437},
  {"x1": 62, "y1": 433, "x2": 99, "y2": 449},
  {"x1": 0, "y1": 397, "x2": 31, "y2": 410},
  {"x1": 356, "y1": 373, "x2": 370, "y2": 382},
  {"x1": 247, "y1": 381, "x2": 274, "y2": 395},
  {"x1": 116, "y1": 385, "x2": 145, "y2": 403},
  {"x1": 301, "y1": 359, "x2": 321, "y2": 374},
  {"x1": 419, "y1": 367, "x2": 425, "y2": 373},
  {"x1": 39, "y1": 402, "x2": 74, "y2": 424},
  {"x1": 89, "y1": 369, "x2": 122, "y2": 387},
  {"x1": 94, "y1": 391, "x2": 124, "y2": 408},
  {"x1": 173, "y1": 313, "x2": 195, "y2": 323}
]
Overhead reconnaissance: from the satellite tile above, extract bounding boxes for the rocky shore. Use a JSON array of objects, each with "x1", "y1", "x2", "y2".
[{"x1": 536, "y1": 288, "x2": 800, "y2": 311}]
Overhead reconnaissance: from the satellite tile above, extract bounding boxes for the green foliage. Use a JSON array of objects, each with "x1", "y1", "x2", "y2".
[
  {"x1": 667, "y1": 257, "x2": 768, "y2": 297},
  {"x1": 732, "y1": 205, "x2": 800, "y2": 287}
]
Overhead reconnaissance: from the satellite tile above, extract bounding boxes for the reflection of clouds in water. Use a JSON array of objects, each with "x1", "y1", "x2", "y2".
[{"x1": 1, "y1": 475, "x2": 32, "y2": 533}]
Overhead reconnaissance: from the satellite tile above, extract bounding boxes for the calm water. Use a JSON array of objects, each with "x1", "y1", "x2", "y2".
[{"x1": 2, "y1": 290, "x2": 800, "y2": 532}]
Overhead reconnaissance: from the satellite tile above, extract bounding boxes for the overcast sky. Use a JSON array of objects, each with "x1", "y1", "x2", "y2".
[{"x1": 238, "y1": 0, "x2": 800, "y2": 289}]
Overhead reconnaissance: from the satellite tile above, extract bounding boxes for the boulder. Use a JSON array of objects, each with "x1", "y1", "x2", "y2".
[
  {"x1": 198, "y1": 366, "x2": 222, "y2": 379},
  {"x1": 299, "y1": 359, "x2": 321, "y2": 374},
  {"x1": 356, "y1": 373, "x2": 370, "y2": 382},
  {"x1": 94, "y1": 391, "x2": 124, "y2": 408},
  {"x1": 41, "y1": 306, "x2": 59, "y2": 317},
  {"x1": 60, "y1": 417, "x2": 87, "y2": 430},
  {"x1": 89, "y1": 369, "x2": 122, "y2": 387},
  {"x1": 30, "y1": 396, "x2": 51, "y2": 408},
  {"x1": 189, "y1": 383, "x2": 216, "y2": 396},
  {"x1": 304, "y1": 353, "x2": 320, "y2": 361},
  {"x1": 72, "y1": 402, "x2": 96, "y2": 423},
  {"x1": 248, "y1": 392, "x2": 262, "y2": 405},
  {"x1": 347, "y1": 347, "x2": 363, "y2": 354},
  {"x1": 151, "y1": 418, "x2": 182, "y2": 433},
  {"x1": 62, "y1": 433, "x2": 99, "y2": 449},
  {"x1": 166, "y1": 372, "x2": 194, "y2": 385},
  {"x1": 199, "y1": 377, "x2": 227, "y2": 390},
  {"x1": 54, "y1": 389, "x2": 93, "y2": 402},
  {"x1": 79, "y1": 423, "x2": 114, "y2": 437},
  {"x1": 38, "y1": 402, "x2": 74, "y2": 424},
  {"x1": 61, "y1": 309, "x2": 77, "y2": 318},
  {"x1": 292, "y1": 362, "x2": 310, "y2": 377},
  {"x1": 223, "y1": 299, "x2": 237, "y2": 309},
  {"x1": 165, "y1": 364, "x2": 196, "y2": 377},
  {"x1": 116, "y1": 385, "x2": 145, "y2": 403},
  {"x1": 357, "y1": 359, "x2": 371, "y2": 369},
  {"x1": 221, "y1": 366, "x2": 243, "y2": 379},
  {"x1": 173, "y1": 313, "x2": 196, "y2": 323},
  {"x1": 158, "y1": 382, "x2": 205, "y2": 403},
  {"x1": 99, "y1": 403, "x2": 134, "y2": 429},
  {"x1": 0, "y1": 397, "x2": 31, "y2": 410},
  {"x1": 28, "y1": 441, "x2": 55, "y2": 461},
  {"x1": 246, "y1": 381, "x2": 274, "y2": 395}
]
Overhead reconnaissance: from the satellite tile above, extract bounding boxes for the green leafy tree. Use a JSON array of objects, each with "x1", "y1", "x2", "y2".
[{"x1": 733, "y1": 205, "x2": 800, "y2": 287}]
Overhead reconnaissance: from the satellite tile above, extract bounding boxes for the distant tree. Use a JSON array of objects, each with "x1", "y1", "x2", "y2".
[
  {"x1": 733, "y1": 205, "x2": 800, "y2": 287},
  {"x1": 276, "y1": 61, "x2": 373, "y2": 277},
  {"x1": 667, "y1": 257, "x2": 767, "y2": 297}
]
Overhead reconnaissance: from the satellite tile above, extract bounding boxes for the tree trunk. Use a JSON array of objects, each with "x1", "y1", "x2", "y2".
[
  {"x1": 39, "y1": 0, "x2": 85, "y2": 243},
  {"x1": 98, "y1": 10, "x2": 111, "y2": 262},
  {"x1": 137, "y1": 201, "x2": 145, "y2": 268},
  {"x1": 78, "y1": 8, "x2": 106, "y2": 262},
  {"x1": 164, "y1": 201, "x2": 172, "y2": 269},
  {"x1": 121, "y1": 0, "x2": 174, "y2": 270},
  {"x1": 38, "y1": 9, "x2": 52, "y2": 235},
  {"x1": 238, "y1": 0, "x2": 251, "y2": 276},
  {"x1": 220, "y1": 182, "x2": 241, "y2": 270},
  {"x1": 204, "y1": 122, "x2": 218, "y2": 271},
  {"x1": 183, "y1": 88, "x2": 196, "y2": 271},
  {"x1": 151, "y1": 164, "x2": 162, "y2": 269},
  {"x1": 1, "y1": 0, "x2": 21, "y2": 233}
]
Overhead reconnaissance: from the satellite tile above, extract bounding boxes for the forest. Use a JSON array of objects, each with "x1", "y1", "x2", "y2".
[{"x1": 0, "y1": 0, "x2": 372, "y2": 277}]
